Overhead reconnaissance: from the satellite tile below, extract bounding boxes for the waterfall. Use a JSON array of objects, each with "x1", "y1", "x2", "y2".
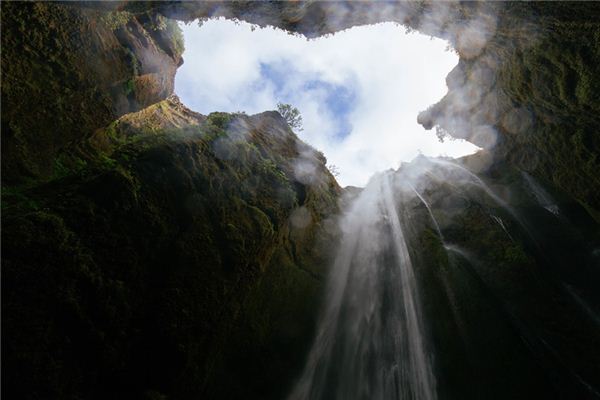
[
  {"x1": 288, "y1": 172, "x2": 436, "y2": 400},
  {"x1": 425, "y1": 157, "x2": 540, "y2": 247},
  {"x1": 521, "y1": 171, "x2": 560, "y2": 216},
  {"x1": 408, "y1": 182, "x2": 444, "y2": 241},
  {"x1": 288, "y1": 156, "x2": 600, "y2": 399}
]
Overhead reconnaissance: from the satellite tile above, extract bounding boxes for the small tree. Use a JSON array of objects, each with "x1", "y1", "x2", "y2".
[
  {"x1": 327, "y1": 164, "x2": 340, "y2": 178},
  {"x1": 277, "y1": 102, "x2": 303, "y2": 132}
]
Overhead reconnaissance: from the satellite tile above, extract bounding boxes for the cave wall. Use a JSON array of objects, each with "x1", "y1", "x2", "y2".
[
  {"x1": 397, "y1": 156, "x2": 600, "y2": 399},
  {"x1": 415, "y1": 2, "x2": 600, "y2": 220},
  {"x1": 1, "y1": 2, "x2": 183, "y2": 183},
  {"x1": 3, "y1": 98, "x2": 341, "y2": 399}
]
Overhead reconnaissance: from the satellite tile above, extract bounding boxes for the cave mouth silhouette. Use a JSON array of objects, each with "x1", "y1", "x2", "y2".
[{"x1": 175, "y1": 18, "x2": 481, "y2": 187}]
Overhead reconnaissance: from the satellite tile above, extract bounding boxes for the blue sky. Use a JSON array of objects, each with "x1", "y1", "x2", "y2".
[{"x1": 175, "y1": 19, "x2": 479, "y2": 187}]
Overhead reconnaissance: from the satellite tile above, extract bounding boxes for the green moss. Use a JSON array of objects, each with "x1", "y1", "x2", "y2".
[
  {"x1": 1, "y1": 2, "x2": 182, "y2": 184},
  {"x1": 3, "y1": 106, "x2": 341, "y2": 399},
  {"x1": 124, "y1": 79, "x2": 136, "y2": 96},
  {"x1": 100, "y1": 10, "x2": 133, "y2": 31},
  {"x1": 503, "y1": 243, "x2": 529, "y2": 264},
  {"x1": 1, "y1": 186, "x2": 41, "y2": 212},
  {"x1": 207, "y1": 112, "x2": 233, "y2": 129}
]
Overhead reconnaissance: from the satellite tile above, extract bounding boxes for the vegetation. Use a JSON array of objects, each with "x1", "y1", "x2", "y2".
[
  {"x1": 327, "y1": 164, "x2": 340, "y2": 177},
  {"x1": 166, "y1": 18, "x2": 185, "y2": 57},
  {"x1": 277, "y1": 102, "x2": 304, "y2": 132},
  {"x1": 1, "y1": 2, "x2": 182, "y2": 183},
  {"x1": 435, "y1": 126, "x2": 452, "y2": 143},
  {"x1": 100, "y1": 10, "x2": 133, "y2": 31}
]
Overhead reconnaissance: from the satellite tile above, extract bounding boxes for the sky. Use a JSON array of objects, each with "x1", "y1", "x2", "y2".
[{"x1": 175, "y1": 19, "x2": 480, "y2": 187}]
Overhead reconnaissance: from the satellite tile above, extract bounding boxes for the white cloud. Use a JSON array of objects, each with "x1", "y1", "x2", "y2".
[{"x1": 175, "y1": 19, "x2": 480, "y2": 187}]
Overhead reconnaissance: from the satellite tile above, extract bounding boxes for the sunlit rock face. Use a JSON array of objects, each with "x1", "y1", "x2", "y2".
[
  {"x1": 1, "y1": 2, "x2": 182, "y2": 182},
  {"x1": 2, "y1": 99, "x2": 341, "y2": 399}
]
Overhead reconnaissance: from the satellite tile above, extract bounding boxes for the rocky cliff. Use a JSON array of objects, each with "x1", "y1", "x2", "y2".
[
  {"x1": 3, "y1": 96, "x2": 340, "y2": 399},
  {"x1": 390, "y1": 155, "x2": 600, "y2": 399},
  {"x1": 4, "y1": 2, "x2": 599, "y2": 211}
]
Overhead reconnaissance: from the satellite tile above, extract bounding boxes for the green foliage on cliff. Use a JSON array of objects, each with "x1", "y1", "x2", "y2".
[
  {"x1": 166, "y1": 19, "x2": 185, "y2": 57},
  {"x1": 4, "y1": 1, "x2": 600, "y2": 399},
  {"x1": 100, "y1": 10, "x2": 133, "y2": 30}
]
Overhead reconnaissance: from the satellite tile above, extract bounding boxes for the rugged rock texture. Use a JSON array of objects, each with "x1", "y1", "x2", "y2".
[
  {"x1": 3, "y1": 98, "x2": 341, "y2": 399},
  {"x1": 393, "y1": 155, "x2": 600, "y2": 399},
  {"x1": 5, "y1": 1, "x2": 598, "y2": 211},
  {"x1": 416, "y1": 3, "x2": 600, "y2": 221},
  {"x1": 1, "y1": 2, "x2": 183, "y2": 183}
]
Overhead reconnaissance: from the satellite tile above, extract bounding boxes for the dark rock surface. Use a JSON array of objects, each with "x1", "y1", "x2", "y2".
[
  {"x1": 3, "y1": 99, "x2": 340, "y2": 399},
  {"x1": 394, "y1": 155, "x2": 600, "y2": 399}
]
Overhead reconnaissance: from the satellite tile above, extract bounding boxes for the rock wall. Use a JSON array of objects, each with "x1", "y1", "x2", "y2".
[
  {"x1": 395, "y1": 155, "x2": 600, "y2": 399},
  {"x1": 4, "y1": 1, "x2": 598, "y2": 212},
  {"x1": 3, "y1": 98, "x2": 341, "y2": 399},
  {"x1": 1, "y1": 2, "x2": 182, "y2": 182}
]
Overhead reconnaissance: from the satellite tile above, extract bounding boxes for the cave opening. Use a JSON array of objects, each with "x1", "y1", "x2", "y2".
[{"x1": 175, "y1": 18, "x2": 480, "y2": 187}]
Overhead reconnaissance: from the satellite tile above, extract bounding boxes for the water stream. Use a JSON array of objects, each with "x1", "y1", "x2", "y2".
[
  {"x1": 289, "y1": 157, "x2": 600, "y2": 399},
  {"x1": 521, "y1": 171, "x2": 560, "y2": 216},
  {"x1": 289, "y1": 172, "x2": 436, "y2": 400}
]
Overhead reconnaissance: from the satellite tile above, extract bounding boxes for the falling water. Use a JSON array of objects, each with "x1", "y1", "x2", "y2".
[
  {"x1": 521, "y1": 171, "x2": 560, "y2": 216},
  {"x1": 408, "y1": 182, "x2": 444, "y2": 241},
  {"x1": 425, "y1": 158, "x2": 540, "y2": 245},
  {"x1": 426, "y1": 158, "x2": 512, "y2": 211},
  {"x1": 289, "y1": 172, "x2": 436, "y2": 400},
  {"x1": 490, "y1": 215, "x2": 514, "y2": 241}
]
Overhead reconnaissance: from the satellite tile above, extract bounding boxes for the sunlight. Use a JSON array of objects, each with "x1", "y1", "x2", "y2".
[{"x1": 175, "y1": 18, "x2": 480, "y2": 187}]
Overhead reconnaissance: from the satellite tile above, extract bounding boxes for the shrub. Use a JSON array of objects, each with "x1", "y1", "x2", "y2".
[{"x1": 277, "y1": 103, "x2": 303, "y2": 132}]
